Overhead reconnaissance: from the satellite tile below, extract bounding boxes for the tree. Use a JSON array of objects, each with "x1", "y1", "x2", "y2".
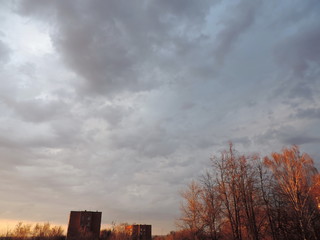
[
  {"x1": 257, "y1": 163, "x2": 280, "y2": 240},
  {"x1": 213, "y1": 143, "x2": 245, "y2": 240},
  {"x1": 178, "y1": 144, "x2": 320, "y2": 240},
  {"x1": 236, "y1": 154, "x2": 261, "y2": 240},
  {"x1": 264, "y1": 145, "x2": 320, "y2": 240},
  {"x1": 213, "y1": 143, "x2": 266, "y2": 240},
  {"x1": 1, "y1": 222, "x2": 65, "y2": 240},
  {"x1": 100, "y1": 222, "x2": 131, "y2": 240},
  {"x1": 12, "y1": 222, "x2": 31, "y2": 239},
  {"x1": 49, "y1": 225, "x2": 64, "y2": 238},
  {"x1": 179, "y1": 181, "x2": 205, "y2": 240},
  {"x1": 32, "y1": 222, "x2": 51, "y2": 238},
  {"x1": 200, "y1": 171, "x2": 222, "y2": 240}
]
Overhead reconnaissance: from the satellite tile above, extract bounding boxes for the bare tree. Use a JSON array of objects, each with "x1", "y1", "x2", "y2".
[
  {"x1": 200, "y1": 171, "x2": 222, "y2": 240},
  {"x1": 257, "y1": 163, "x2": 280, "y2": 240},
  {"x1": 264, "y1": 146, "x2": 320, "y2": 240},
  {"x1": 178, "y1": 144, "x2": 320, "y2": 240},
  {"x1": 237, "y1": 155, "x2": 261, "y2": 240},
  {"x1": 213, "y1": 143, "x2": 243, "y2": 240},
  {"x1": 179, "y1": 181, "x2": 205, "y2": 240},
  {"x1": 12, "y1": 222, "x2": 31, "y2": 240}
]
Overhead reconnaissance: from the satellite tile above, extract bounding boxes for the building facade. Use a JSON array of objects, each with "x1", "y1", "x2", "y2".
[{"x1": 67, "y1": 211, "x2": 102, "y2": 240}]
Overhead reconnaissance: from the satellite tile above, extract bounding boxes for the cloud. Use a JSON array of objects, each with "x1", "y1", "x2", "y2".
[
  {"x1": 16, "y1": 0, "x2": 217, "y2": 97},
  {"x1": 0, "y1": 0, "x2": 319, "y2": 234},
  {"x1": 284, "y1": 136, "x2": 320, "y2": 145},
  {"x1": 273, "y1": 3, "x2": 320, "y2": 101},
  {"x1": 0, "y1": 39, "x2": 11, "y2": 64},
  {"x1": 2, "y1": 98, "x2": 69, "y2": 123},
  {"x1": 214, "y1": 1, "x2": 258, "y2": 64},
  {"x1": 294, "y1": 107, "x2": 320, "y2": 119},
  {"x1": 255, "y1": 122, "x2": 320, "y2": 149}
]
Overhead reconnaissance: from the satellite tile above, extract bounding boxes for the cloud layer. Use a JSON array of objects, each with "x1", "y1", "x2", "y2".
[{"x1": 0, "y1": 0, "x2": 319, "y2": 234}]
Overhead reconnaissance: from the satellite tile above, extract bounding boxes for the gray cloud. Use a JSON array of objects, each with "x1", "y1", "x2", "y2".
[
  {"x1": 3, "y1": 98, "x2": 69, "y2": 123},
  {"x1": 294, "y1": 107, "x2": 320, "y2": 119},
  {"x1": 255, "y1": 122, "x2": 320, "y2": 148},
  {"x1": 273, "y1": 3, "x2": 320, "y2": 101},
  {"x1": 0, "y1": 0, "x2": 319, "y2": 235},
  {"x1": 17, "y1": 0, "x2": 217, "y2": 96},
  {"x1": 214, "y1": 1, "x2": 258, "y2": 65},
  {"x1": 275, "y1": 12, "x2": 320, "y2": 76},
  {"x1": 284, "y1": 136, "x2": 320, "y2": 145},
  {"x1": 0, "y1": 39, "x2": 10, "y2": 64}
]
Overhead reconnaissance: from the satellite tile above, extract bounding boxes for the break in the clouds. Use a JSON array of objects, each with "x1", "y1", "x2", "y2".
[{"x1": 0, "y1": 0, "x2": 319, "y2": 234}]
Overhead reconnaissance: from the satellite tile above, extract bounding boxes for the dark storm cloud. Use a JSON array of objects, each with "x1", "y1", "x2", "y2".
[{"x1": 17, "y1": 0, "x2": 217, "y2": 96}]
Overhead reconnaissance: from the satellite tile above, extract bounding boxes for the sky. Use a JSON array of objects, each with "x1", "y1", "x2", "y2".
[{"x1": 0, "y1": 0, "x2": 319, "y2": 235}]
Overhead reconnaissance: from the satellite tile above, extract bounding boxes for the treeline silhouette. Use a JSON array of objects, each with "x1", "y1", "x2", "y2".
[
  {"x1": 100, "y1": 223, "x2": 134, "y2": 240},
  {"x1": 176, "y1": 144, "x2": 320, "y2": 240},
  {"x1": 0, "y1": 222, "x2": 140, "y2": 240},
  {"x1": 0, "y1": 222, "x2": 64, "y2": 240}
]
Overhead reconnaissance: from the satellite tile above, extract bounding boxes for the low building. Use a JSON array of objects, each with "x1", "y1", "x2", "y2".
[
  {"x1": 125, "y1": 224, "x2": 152, "y2": 240},
  {"x1": 66, "y1": 210, "x2": 102, "y2": 240}
]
